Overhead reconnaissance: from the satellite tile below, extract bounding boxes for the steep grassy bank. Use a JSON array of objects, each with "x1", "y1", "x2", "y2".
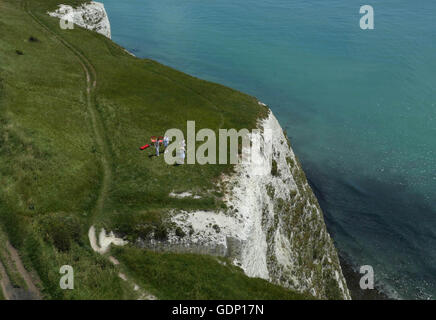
[
  {"x1": 114, "y1": 246, "x2": 313, "y2": 300},
  {"x1": 0, "y1": 0, "x2": 314, "y2": 299}
]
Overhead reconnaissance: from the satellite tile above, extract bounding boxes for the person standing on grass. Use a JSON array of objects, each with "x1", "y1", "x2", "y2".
[
  {"x1": 163, "y1": 136, "x2": 169, "y2": 149},
  {"x1": 179, "y1": 146, "x2": 185, "y2": 164},
  {"x1": 155, "y1": 139, "x2": 160, "y2": 157}
]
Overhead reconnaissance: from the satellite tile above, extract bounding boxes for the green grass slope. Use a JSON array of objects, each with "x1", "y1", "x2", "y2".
[
  {"x1": 115, "y1": 247, "x2": 312, "y2": 300},
  {"x1": 0, "y1": 0, "x2": 310, "y2": 299}
]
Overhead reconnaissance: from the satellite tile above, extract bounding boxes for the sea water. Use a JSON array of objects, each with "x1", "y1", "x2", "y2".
[{"x1": 101, "y1": 0, "x2": 436, "y2": 299}]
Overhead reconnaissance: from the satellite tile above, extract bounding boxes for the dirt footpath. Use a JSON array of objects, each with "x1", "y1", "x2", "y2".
[{"x1": 0, "y1": 241, "x2": 41, "y2": 300}]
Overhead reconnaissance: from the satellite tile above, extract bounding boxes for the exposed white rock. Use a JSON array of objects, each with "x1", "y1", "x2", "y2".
[
  {"x1": 109, "y1": 256, "x2": 120, "y2": 265},
  {"x1": 169, "y1": 192, "x2": 202, "y2": 199},
  {"x1": 118, "y1": 272, "x2": 128, "y2": 281},
  {"x1": 88, "y1": 225, "x2": 127, "y2": 254},
  {"x1": 48, "y1": 1, "x2": 111, "y2": 39},
  {"x1": 124, "y1": 48, "x2": 136, "y2": 57},
  {"x1": 171, "y1": 210, "x2": 244, "y2": 248}
]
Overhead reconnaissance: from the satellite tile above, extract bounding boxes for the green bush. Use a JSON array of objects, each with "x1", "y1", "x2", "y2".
[
  {"x1": 271, "y1": 159, "x2": 279, "y2": 176},
  {"x1": 153, "y1": 223, "x2": 168, "y2": 240},
  {"x1": 39, "y1": 213, "x2": 82, "y2": 252},
  {"x1": 175, "y1": 227, "x2": 186, "y2": 238}
]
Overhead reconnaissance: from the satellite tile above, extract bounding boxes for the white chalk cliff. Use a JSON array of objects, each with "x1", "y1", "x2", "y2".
[
  {"x1": 159, "y1": 109, "x2": 351, "y2": 300},
  {"x1": 48, "y1": 1, "x2": 111, "y2": 39}
]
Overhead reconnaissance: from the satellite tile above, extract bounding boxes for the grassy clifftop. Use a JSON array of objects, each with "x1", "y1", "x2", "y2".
[{"x1": 0, "y1": 0, "x2": 313, "y2": 299}]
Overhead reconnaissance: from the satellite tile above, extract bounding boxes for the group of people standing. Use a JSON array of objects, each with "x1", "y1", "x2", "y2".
[
  {"x1": 153, "y1": 135, "x2": 169, "y2": 157},
  {"x1": 148, "y1": 136, "x2": 185, "y2": 164}
]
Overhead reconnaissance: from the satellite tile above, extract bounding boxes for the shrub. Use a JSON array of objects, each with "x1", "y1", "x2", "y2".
[
  {"x1": 153, "y1": 224, "x2": 168, "y2": 240},
  {"x1": 39, "y1": 213, "x2": 82, "y2": 252},
  {"x1": 175, "y1": 227, "x2": 186, "y2": 238},
  {"x1": 271, "y1": 159, "x2": 278, "y2": 176}
]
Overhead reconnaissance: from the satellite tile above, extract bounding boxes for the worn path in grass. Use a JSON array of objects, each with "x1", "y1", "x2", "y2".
[
  {"x1": 0, "y1": 241, "x2": 41, "y2": 300},
  {"x1": 23, "y1": 1, "x2": 154, "y2": 299},
  {"x1": 24, "y1": 0, "x2": 112, "y2": 224},
  {"x1": 0, "y1": 259, "x2": 12, "y2": 300}
]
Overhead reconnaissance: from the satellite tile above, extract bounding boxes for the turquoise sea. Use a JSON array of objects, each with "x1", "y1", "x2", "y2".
[{"x1": 101, "y1": 0, "x2": 436, "y2": 299}]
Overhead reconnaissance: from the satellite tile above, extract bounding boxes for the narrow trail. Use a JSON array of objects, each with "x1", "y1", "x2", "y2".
[
  {"x1": 24, "y1": 1, "x2": 112, "y2": 222},
  {"x1": 20, "y1": 2, "x2": 156, "y2": 300},
  {"x1": 0, "y1": 242, "x2": 42, "y2": 300},
  {"x1": 6, "y1": 241, "x2": 42, "y2": 299},
  {"x1": 0, "y1": 260, "x2": 12, "y2": 300}
]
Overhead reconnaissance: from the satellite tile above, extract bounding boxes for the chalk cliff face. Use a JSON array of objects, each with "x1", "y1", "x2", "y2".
[
  {"x1": 150, "y1": 109, "x2": 351, "y2": 300},
  {"x1": 48, "y1": 1, "x2": 111, "y2": 39}
]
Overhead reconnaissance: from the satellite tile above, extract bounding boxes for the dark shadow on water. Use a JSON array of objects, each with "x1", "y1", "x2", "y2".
[{"x1": 302, "y1": 159, "x2": 436, "y2": 299}]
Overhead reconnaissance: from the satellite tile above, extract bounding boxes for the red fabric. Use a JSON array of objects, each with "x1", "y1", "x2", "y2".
[{"x1": 140, "y1": 144, "x2": 150, "y2": 150}]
